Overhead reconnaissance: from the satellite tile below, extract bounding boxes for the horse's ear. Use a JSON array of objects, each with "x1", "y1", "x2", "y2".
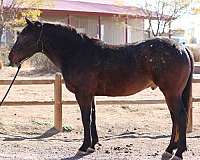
[{"x1": 25, "y1": 17, "x2": 33, "y2": 26}]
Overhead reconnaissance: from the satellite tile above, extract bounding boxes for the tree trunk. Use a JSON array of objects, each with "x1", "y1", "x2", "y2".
[
  {"x1": 0, "y1": 0, "x2": 3, "y2": 44},
  {"x1": 0, "y1": 25, "x2": 3, "y2": 44},
  {"x1": 168, "y1": 22, "x2": 172, "y2": 39}
]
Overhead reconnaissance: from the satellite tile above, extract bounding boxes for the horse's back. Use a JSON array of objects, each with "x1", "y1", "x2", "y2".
[
  {"x1": 137, "y1": 38, "x2": 192, "y2": 94},
  {"x1": 95, "y1": 38, "x2": 192, "y2": 96}
]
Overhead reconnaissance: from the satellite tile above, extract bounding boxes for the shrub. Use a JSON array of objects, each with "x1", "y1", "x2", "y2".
[
  {"x1": 187, "y1": 44, "x2": 200, "y2": 62},
  {"x1": 28, "y1": 53, "x2": 59, "y2": 73},
  {"x1": 0, "y1": 47, "x2": 10, "y2": 65}
]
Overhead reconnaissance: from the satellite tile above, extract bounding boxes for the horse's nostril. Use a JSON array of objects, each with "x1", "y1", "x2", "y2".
[
  {"x1": 8, "y1": 53, "x2": 12, "y2": 60},
  {"x1": 8, "y1": 51, "x2": 14, "y2": 62},
  {"x1": 8, "y1": 54, "x2": 14, "y2": 66}
]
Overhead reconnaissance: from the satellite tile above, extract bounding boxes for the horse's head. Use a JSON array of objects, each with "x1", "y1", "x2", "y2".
[{"x1": 9, "y1": 18, "x2": 43, "y2": 66}]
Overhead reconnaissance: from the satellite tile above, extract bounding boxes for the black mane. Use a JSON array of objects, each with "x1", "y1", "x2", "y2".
[{"x1": 43, "y1": 22, "x2": 104, "y2": 48}]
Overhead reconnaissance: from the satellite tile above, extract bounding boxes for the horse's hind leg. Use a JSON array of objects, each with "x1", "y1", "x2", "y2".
[
  {"x1": 164, "y1": 94, "x2": 187, "y2": 159},
  {"x1": 162, "y1": 111, "x2": 178, "y2": 160},
  {"x1": 174, "y1": 100, "x2": 187, "y2": 159},
  {"x1": 75, "y1": 92, "x2": 93, "y2": 153},
  {"x1": 90, "y1": 98, "x2": 99, "y2": 150},
  {"x1": 167, "y1": 111, "x2": 179, "y2": 152}
]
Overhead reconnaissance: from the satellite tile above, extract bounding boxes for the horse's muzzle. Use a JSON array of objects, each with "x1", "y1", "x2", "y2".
[
  {"x1": 8, "y1": 51, "x2": 14, "y2": 66},
  {"x1": 8, "y1": 53, "x2": 13, "y2": 66},
  {"x1": 8, "y1": 50, "x2": 20, "y2": 66}
]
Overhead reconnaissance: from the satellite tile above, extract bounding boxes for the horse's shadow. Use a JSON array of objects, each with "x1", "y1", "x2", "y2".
[
  {"x1": 61, "y1": 153, "x2": 92, "y2": 160},
  {"x1": 2, "y1": 127, "x2": 60, "y2": 141}
]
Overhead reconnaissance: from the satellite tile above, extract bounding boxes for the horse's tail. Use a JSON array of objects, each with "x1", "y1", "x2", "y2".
[{"x1": 182, "y1": 47, "x2": 194, "y2": 132}]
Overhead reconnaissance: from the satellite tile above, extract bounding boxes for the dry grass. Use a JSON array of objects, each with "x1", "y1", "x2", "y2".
[
  {"x1": 187, "y1": 44, "x2": 200, "y2": 62},
  {"x1": 0, "y1": 47, "x2": 10, "y2": 65},
  {"x1": 27, "y1": 53, "x2": 59, "y2": 73}
]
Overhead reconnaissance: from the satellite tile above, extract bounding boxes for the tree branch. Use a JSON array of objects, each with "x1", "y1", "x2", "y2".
[{"x1": 141, "y1": 0, "x2": 190, "y2": 37}]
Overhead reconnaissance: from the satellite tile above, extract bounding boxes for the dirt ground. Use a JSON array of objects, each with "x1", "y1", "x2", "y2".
[{"x1": 0, "y1": 66, "x2": 200, "y2": 160}]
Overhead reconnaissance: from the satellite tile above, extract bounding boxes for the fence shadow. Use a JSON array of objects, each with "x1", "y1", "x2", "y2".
[
  {"x1": 2, "y1": 129, "x2": 198, "y2": 143},
  {"x1": 2, "y1": 127, "x2": 59, "y2": 141},
  {"x1": 1, "y1": 129, "x2": 172, "y2": 142},
  {"x1": 102, "y1": 131, "x2": 200, "y2": 141},
  {"x1": 106, "y1": 131, "x2": 171, "y2": 140}
]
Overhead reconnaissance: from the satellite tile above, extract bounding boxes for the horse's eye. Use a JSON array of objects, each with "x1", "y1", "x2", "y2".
[{"x1": 17, "y1": 31, "x2": 20, "y2": 36}]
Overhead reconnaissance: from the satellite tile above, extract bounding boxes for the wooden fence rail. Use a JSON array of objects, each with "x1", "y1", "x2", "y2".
[{"x1": 0, "y1": 73, "x2": 200, "y2": 131}]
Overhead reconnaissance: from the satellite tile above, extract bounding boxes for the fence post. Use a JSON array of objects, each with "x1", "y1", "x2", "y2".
[{"x1": 54, "y1": 72, "x2": 62, "y2": 131}]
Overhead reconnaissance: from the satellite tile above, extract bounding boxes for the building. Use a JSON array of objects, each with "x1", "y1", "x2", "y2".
[
  {"x1": 37, "y1": 0, "x2": 147, "y2": 45},
  {"x1": 2, "y1": 0, "x2": 155, "y2": 47},
  {"x1": 11, "y1": 0, "x2": 149, "y2": 46}
]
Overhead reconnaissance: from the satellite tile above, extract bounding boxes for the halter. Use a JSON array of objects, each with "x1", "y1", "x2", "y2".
[
  {"x1": 20, "y1": 23, "x2": 45, "y2": 64},
  {"x1": 37, "y1": 23, "x2": 44, "y2": 53}
]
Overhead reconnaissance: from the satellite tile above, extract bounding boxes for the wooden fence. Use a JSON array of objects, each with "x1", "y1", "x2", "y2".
[{"x1": 0, "y1": 72, "x2": 200, "y2": 132}]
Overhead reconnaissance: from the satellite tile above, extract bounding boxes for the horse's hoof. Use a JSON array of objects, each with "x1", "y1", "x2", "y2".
[
  {"x1": 170, "y1": 156, "x2": 183, "y2": 160},
  {"x1": 87, "y1": 147, "x2": 95, "y2": 153},
  {"x1": 75, "y1": 150, "x2": 88, "y2": 157},
  {"x1": 161, "y1": 151, "x2": 173, "y2": 160}
]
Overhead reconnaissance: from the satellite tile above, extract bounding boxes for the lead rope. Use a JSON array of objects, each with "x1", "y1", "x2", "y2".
[{"x1": 0, "y1": 64, "x2": 21, "y2": 106}]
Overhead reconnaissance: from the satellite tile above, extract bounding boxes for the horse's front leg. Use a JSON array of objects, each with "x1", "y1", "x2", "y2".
[{"x1": 75, "y1": 92, "x2": 93, "y2": 154}]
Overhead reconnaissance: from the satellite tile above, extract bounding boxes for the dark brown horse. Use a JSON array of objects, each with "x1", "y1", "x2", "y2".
[{"x1": 9, "y1": 18, "x2": 193, "y2": 160}]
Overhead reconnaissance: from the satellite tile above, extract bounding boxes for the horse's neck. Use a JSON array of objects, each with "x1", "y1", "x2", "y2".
[
  {"x1": 42, "y1": 26, "x2": 123, "y2": 70},
  {"x1": 43, "y1": 48, "x2": 62, "y2": 69},
  {"x1": 42, "y1": 29, "x2": 86, "y2": 69}
]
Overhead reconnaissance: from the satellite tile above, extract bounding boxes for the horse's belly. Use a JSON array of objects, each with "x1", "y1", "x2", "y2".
[
  {"x1": 96, "y1": 79, "x2": 153, "y2": 96},
  {"x1": 106, "y1": 87, "x2": 146, "y2": 96}
]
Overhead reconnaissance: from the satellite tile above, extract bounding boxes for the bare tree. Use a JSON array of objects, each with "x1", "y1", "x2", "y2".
[
  {"x1": 0, "y1": 0, "x2": 41, "y2": 44},
  {"x1": 142, "y1": 0, "x2": 190, "y2": 37}
]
